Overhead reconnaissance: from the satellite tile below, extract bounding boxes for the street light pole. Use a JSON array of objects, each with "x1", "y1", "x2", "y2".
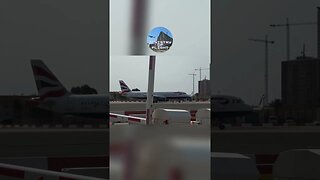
[
  {"x1": 195, "y1": 67, "x2": 209, "y2": 81},
  {"x1": 188, "y1": 73, "x2": 196, "y2": 95},
  {"x1": 249, "y1": 35, "x2": 275, "y2": 106},
  {"x1": 286, "y1": 17, "x2": 290, "y2": 60},
  {"x1": 146, "y1": 55, "x2": 156, "y2": 125},
  {"x1": 270, "y1": 18, "x2": 316, "y2": 61}
]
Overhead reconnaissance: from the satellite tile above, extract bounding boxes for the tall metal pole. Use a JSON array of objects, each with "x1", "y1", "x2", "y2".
[
  {"x1": 265, "y1": 35, "x2": 269, "y2": 106},
  {"x1": 286, "y1": 17, "x2": 290, "y2": 60},
  {"x1": 270, "y1": 19, "x2": 316, "y2": 60},
  {"x1": 130, "y1": 0, "x2": 148, "y2": 55},
  {"x1": 193, "y1": 74, "x2": 195, "y2": 95},
  {"x1": 317, "y1": 7, "x2": 320, "y2": 58},
  {"x1": 188, "y1": 73, "x2": 196, "y2": 95},
  {"x1": 248, "y1": 36, "x2": 274, "y2": 107},
  {"x1": 194, "y1": 67, "x2": 202, "y2": 81},
  {"x1": 195, "y1": 67, "x2": 209, "y2": 82},
  {"x1": 146, "y1": 55, "x2": 156, "y2": 125}
]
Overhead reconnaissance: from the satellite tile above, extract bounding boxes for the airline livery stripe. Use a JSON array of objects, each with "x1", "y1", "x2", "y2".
[
  {"x1": 40, "y1": 89, "x2": 67, "y2": 100},
  {"x1": 34, "y1": 76, "x2": 61, "y2": 85},
  {"x1": 38, "y1": 87, "x2": 67, "y2": 97},
  {"x1": 38, "y1": 80, "x2": 58, "y2": 88},
  {"x1": 32, "y1": 66, "x2": 58, "y2": 81}
]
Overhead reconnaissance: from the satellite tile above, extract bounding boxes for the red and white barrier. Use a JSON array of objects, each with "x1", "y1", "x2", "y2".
[
  {"x1": 109, "y1": 113, "x2": 146, "y2": 124},
  {"x1": 0, "y1": 156, "x2": 107, "y2": 172},
  {"x1": 111, "y1": 109, "x2": 199, "y2": 123},
  {"x1": 0, "y1": 163, "x2": 104, "y2": 180}
]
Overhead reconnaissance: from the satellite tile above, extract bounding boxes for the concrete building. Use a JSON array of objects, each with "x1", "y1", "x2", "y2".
[
  {"x1": 281, "y1": 57, "x2": 320, "y2": 122},
  {"x1": 198, "y1": 79, "x2": 210, "y2": 100},
  {"x1": 279, "y1": 7, "x2": 320, "y2": 123}
]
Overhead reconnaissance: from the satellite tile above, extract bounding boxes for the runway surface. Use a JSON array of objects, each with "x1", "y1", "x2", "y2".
[
  {"x1": 0, "y1": 128, "x2": 108, "y2": 157},
  {"x1": 110, "y1": 101, "x2": 210, "y2": 112},
  {"x1": 212, "y1": 126, "x2": 320, "y2": 154},
  {"x1": 0, "y1": 125, "x2": 319, "y2": 178},
  {"x1": 1, "y1": 126, "x2": 319, "y2": 157}
]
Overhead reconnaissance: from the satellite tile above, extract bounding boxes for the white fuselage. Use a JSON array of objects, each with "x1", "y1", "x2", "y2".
[
  {"x1": 123, "y1": 91, "x2": 192, "y2": 101},
  {"x1": 212, "y1": 95, "x2": 252, "y2": 114},
  {"x1": 37, "y1": 94, "x2": 108, "y2": 115}
]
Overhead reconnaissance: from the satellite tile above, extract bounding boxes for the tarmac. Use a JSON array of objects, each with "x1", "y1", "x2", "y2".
[
  {"x1": 1, "y1": 126, "x2": 319, "y2": 157},
  {"x1": 0, "y1": 125, "x2": 319, "y2": 178},
  {"x1": 110, "y1": 101, "x2": 210, "y2": 112},
  {"x1": 0, "y1": 128, "x2": 108, "y2": 157},
  {"x1": 212, "y1": 126, "x2": 320, "y2": 154}
]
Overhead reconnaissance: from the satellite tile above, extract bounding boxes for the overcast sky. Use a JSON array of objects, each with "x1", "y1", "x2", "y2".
[
  {"x1": 213, "y1": 0, "x2": 320, "y2": 105},
  {"x1": 110, "y1": 0, "x2": 210, "y2": 94},
  {"x1": 1, "y1": 1, "x2": 319, "y2": 105},
  {"x1": 0, "y1": 0, "x2": 107, "y2": 95}
]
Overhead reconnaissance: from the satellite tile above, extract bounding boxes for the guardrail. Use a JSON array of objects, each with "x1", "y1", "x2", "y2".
[
  {"x1": 0, "y1": 163, "x2": 106, "y2": 180},
  {"x1": 0, "y1": 124, "x2": 108, "y2": 129},
  {"x1": 109, "y1": 113, "x2": 146, "y2": 124}
]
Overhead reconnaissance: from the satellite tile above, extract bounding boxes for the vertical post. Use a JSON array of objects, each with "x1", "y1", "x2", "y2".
[
  {"x1": 317, "y1": 7, "x2": 320, "y2": 58},
  {"x1": 188, "y1": 73, "x2": 196, "y2": 95},
  {"x1": 130, "y1": 0, "x2": 147, "y2": 55},
  {"x1": 192, "y1": 74, "x2": 195, "y2": 95},
  {"x1": 146, "y1": 55, "x2": 156, "y2": 125},
  {"x1": 264, "y1": 35, "x2": 269, "y2": 107},
  {"x1": 286, "y1": 17, "x2": 290, "y2": 60},
  {"x1": 199, "y1": 68, "x2": 202, "y2": 81}
]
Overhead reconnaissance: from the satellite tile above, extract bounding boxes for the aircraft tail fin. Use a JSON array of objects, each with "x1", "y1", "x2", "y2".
[
  {"x1": 119, "y1": 80, "x2": 131, "y2": 94},
  {"x1": 31, "y1": 59, "x2": 69, "y2": 100}
]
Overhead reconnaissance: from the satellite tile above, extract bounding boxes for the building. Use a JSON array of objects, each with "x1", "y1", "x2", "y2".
[
  {"x1": 280, "y1": 7, "x2": 320, "y2": 123},
  {"x1": 281, "y1": 57, "x2": 320, "y2": 122},
  {"x1": 198, "y1": 79, "x2": 210, "y2": 100}
]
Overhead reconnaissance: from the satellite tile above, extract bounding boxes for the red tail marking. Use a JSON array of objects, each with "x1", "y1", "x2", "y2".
[{"x1": 32, "y1": 66, "x2": 58, "y2": 81}]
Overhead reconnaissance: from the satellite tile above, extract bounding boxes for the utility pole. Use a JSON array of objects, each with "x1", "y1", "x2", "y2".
[
  {"x1": 249, "y1": 35, "x2": 275, "y2": 107},
  {"x1": 194, "y1": 67, "x2": 209, "y2": 81},
  {"x1": 146, "y1": 55, "x2": 156, "y2": 125},
  {"x1": 270, "y1": 18, "x2": 316, "y2": 61},
  {"x1": 318, "y1": 7, "x2": 320, "y2": 58},
  {"x1": 188, "y1": 73, "x2": 196, "y2": 95},
  {"x1": 130, "y1": 0, "x2": 148, "y2": 55}
]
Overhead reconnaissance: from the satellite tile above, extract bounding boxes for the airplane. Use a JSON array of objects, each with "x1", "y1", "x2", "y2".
[
  {"x1": 211, "y1": 94, "x2": 253, "y2": 117},
  {"x1": 119, "y1": 80, "x2": 192, "y2": 102},
  {"x1": 30, "y1": 59, "x2": 108, "y2": 118}
]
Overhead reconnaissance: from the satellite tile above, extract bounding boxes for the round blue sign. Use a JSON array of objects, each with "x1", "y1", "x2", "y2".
[{"x1": 147, "y1": 27, "x2": 173, "y2": 53}]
